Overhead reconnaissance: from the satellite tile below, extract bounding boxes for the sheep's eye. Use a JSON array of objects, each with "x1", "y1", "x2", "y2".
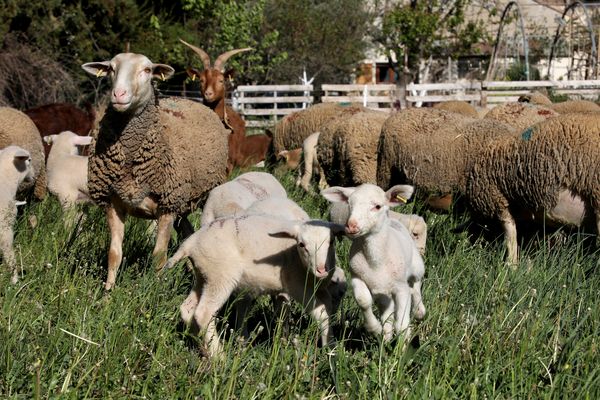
[{"x1": 144, "y1": 67, "x2": 152, "y2": 74}]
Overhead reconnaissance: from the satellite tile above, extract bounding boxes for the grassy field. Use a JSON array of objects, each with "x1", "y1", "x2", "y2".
[{"x1": 1, "y1": 170, "x2": 599, "y2": 399}]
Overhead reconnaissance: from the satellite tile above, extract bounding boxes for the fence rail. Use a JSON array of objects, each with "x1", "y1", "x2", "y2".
[{"x1": 159, "y1": 80, "x2": 600, "y2": 128}]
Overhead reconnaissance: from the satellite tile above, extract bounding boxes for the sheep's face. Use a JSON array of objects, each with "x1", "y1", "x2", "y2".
[
  {"x1": 0, "y1": 146, "x2": 34, "y2": 191},
  {"x1": 82, "y1": 53, "x2": 174, "y2": 114},
  {"x1": 322, "y1": 184, "x2": 414, "y2": 238}
]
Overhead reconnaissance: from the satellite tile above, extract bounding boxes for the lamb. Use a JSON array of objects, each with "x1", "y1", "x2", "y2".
[
  {"x1": 164, "y1": 214, "x2": 344, "y2": 357},
  {"x1": 0, "y1": 107, "x2": 47, "y2": 199},
  {"x1": 328, "y1": 201, "x2": 427, "y2": 255},
  {"x1": 0, "y1": 146, "x2": 34, "y2": 283},
  {"x1": 43, "y1": 131, "x2": 93, "y2": 209},
  {"x1": 297, "y1": 131, "x2": 328, "y2": 191},
  {"x1": 433, "y1": 100, "x2": 480, "y2": 118},
  {"x1": 24, "y1": 102, "x2": 96, "y2": 158},
  {"x1": 200, "y1": 171, "x2": 287, "y2": 228},
  {"x1": 81, "y1": 52, "x2": 229, "y2": 290},
  {"x1": 180, "y1": 40, "x2": 271, "y2": 174},
  {"x1": 273, "y1": 102, "x2": 367, "y2": 155},
  {"x1": 484, "y1": 102, "x2": 558, "y2": 131},
  {"x1": 466, "y1": 112, "x2": 600, "y2": 264},
  {"x1": 322, "y1": 184, "x2": 426, "y2": 343},
  {"x1": 376, "y1": 108, "x2": 515, "y2": 209}
]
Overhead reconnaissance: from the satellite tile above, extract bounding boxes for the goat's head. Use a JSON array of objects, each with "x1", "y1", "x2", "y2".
[
  {"x1": 180, "y1": 39, "x2": 252, "y2": 105},
  {"x1": 82, "y1": 53, "x2": 174, "y2": 114}
]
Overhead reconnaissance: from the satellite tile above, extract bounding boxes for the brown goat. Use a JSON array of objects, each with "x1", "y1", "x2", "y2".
[
  {"x1": 180, "y1": 39, "x2": 271, "y2": 174},
  {"x1": 24, "y1": 102, "x2": 95, "y2": 158}
]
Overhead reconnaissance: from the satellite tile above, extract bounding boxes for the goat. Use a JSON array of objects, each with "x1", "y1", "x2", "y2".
[{"x1": 180, "y1": 39, "x2": 272, "y2": 174}]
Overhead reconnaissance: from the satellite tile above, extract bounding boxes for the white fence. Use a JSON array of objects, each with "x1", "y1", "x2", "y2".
[{"x1": 160, "y1": 80, "x2": 600, "y2": 128}]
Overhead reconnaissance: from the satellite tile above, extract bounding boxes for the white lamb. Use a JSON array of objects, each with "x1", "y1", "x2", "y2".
[
  {"x1": 201, "y1": 171, "x2": 287, "y2": 227},
  {"x1": 165, "y1": 214, "x2": 344, "y2": 357},
  {"x1": 322, "y1": 183, "x2": 426, "y2": 343},
  {"x1": 0, "y1": 146, "x2": 34, "y2": 283},
  {"x1": 329, "y1": 201, "x2": 428, "y2": 255},
  {"x1": 44, "y1": 131, "x2": 93, "y2": 208}
]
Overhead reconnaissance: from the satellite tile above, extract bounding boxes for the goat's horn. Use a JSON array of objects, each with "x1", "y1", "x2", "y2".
[
  {"x1": 214, "y1": 48, "x2": 253, "y2": 71},
  {"x1": 179, "y1": 39, "x2": 211, "y2": 70}
]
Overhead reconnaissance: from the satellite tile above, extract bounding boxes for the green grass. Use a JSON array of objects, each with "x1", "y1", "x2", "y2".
[{"x1": 1, "y1": 171, "x2": 599, "y2": 399}]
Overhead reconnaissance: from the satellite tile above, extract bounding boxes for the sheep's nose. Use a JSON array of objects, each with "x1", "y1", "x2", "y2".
[
  {"x1": 113, "y1": 88, "x2": 128, "y2": 102},
  {"x1": 316, "y1": 264, "x2": 327, "y2": 276},
  {"x1": 345, "y1": 219, "x2": 359, "y2": 235}
]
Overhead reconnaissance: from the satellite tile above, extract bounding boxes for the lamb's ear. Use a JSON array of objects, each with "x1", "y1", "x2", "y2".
[
  {"x1": 268, "y1": 221, "x2": 300, "y2": 240},
  {"x1": 82, "y1": 61, "x2": 112, "y2": 78},
  {"x1": 13, "y1": 149, "x2": 31, "y2": 171},
  {"x1": 71, "y1": 135, "x2": 93, "y2": 146},
  {"x1": 321, "y1": 187, "x2": 355, "y2": 203},
  {"x1": 43, "y1": 135, "x2": 56, "y2": 145},
  {"x1": 385, "y1": 185, "x2": 415, "y2": 206},
  {"x1": 186, "y1": 67, "x2": 202, "y2": 81},
  {"x1": 152, "y1": 63, "x2": 175, "y2": 81}
]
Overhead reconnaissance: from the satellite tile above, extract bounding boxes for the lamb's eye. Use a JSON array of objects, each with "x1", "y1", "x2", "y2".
[
  {"x1": 144, "y1": 67, "x2": 152, "y2": 74},
  {"x1": 298, "y1": 242, "x2": 305, "y2": 248},
  {"x1": 373, "y1": 204, "x2": 382, "y2": 211}
]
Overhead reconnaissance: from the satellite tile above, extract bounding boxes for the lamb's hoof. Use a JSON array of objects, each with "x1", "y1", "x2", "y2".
[
  {"x1": 10, "y1": 272, "x2": 19, "y2": 285},
  {"x1": 104, "y1": 281, "x2": 115, "y2": 291},
  {"x1": 28, "y1": 215, "x2": 38, "y2": 229},
  {"x1": 153, "y1": 254, "x2": 168, "y2": 272},
  {"x1": 413, "y1": 305, "x2": 426, "y2": 321}
]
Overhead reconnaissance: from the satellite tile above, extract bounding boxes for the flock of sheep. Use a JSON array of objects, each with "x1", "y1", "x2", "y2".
[{"x1": 1, "y1": 48, "x2": 600, "y2": 358}]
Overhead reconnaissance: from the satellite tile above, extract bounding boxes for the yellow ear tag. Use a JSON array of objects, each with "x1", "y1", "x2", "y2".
[
  {"x1": 161, "y1": 73, "x2": 165, "y2": 81},
  {"x1": 96, "y1": 70, "x2": 103, "y2": 78},
  {"x1": 396, "y1": 195, "x2": 407, "y2": 203},
  {"x1": 191, "y1": 74, "x2": 196, "y2": 81}
]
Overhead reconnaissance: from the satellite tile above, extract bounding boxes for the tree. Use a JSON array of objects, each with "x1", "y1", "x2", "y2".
[
  {"x1": 375, "y1": 0, "x2": 490, "y2": 93},
  {"x1": 264, "y1": 0, "x2": 373, "y2": 85}
]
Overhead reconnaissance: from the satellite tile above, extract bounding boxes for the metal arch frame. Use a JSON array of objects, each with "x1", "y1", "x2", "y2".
[
  {"x1": 548, "y1": 1, "x2": 597, "y2": 80},
  {"x1": 486, "y1": 1, "x2": 530, "y2": 81}
]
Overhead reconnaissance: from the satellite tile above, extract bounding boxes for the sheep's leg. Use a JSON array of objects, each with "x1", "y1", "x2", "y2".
[
  {"x1": 351, "y1": 278, "x2": 382, "y2": 335},
  {"x1": 499, "y1": 209, "x2": 519, "y2": 266},
  {"x1": 378, "y1": 296, "x2": 395, "y2": 342},
  {"x1": 153, "y1": 213, "x2": 174, "y2": 272},
  {"x1": 393, "y1": 285, "x2": 412, "y2": 341},
  {"x1": 0, "y1": 227, "x2": 17, "y2": 284},
  {"x1": 193, "y1": 282, "x2": 235, "y2": 358},
  {"x1": 411, "y1": 279, "x2": 426, "y2": 321},
  {"x1": 105, "y1": 205, "x2": 127, "y2": 290},
  {"x1": 316, "y1": 161, "x2": 328, "y2": 191}
]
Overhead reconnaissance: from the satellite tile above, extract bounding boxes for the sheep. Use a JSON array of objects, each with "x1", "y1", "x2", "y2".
[
  {"x1": 180, "y1": 40, "x2": 271, "y2": 174},
  {"x1": 0, "y1": 146, "x2": 34, "y2": 283},
  {"x1": 433, "y1": 100, "x2": 480, "y2": 118},
  {"x1": 43, "y1": 131, "x2": 93, "y2": 209},
  {"x1": 322, "y1": 184, "x2": 426, "y2": 343},
  {"x1": 313, "y1": 109, "x2": 389, "y2": 189},
  {"x1": 164, "y1": 214, "x2": 344, "y2": 357},
  {"x1": 376, "y1": 108, "x2": 515, "y2": 210},
  {"x1": 328, "y1": 201, "x2": 427, "y2": 255},
  {"x1": 518, "y1": 92, "x2": 600, "y2": 113},
  {"x1": 466, "y1": 112, "x2": 600, "y2": 265},
  {"x1": 484, "y1": 102, "x2": 558, "y2": 131},
  {"x1": 24, "y1": 102, "x2": 96, "y2": 158},
  {"x1": 273, "y1": 103, "x2": 367, "y2": 155},
  {"x1": 0, "y1": 107, "x2": 47, "y2": 199},
  {"x1": 200, "y1": 171, "x2": 287, "y2": 228},
  {"x1": 81, "y1": 52, "x2": 229, "y2": 290}
]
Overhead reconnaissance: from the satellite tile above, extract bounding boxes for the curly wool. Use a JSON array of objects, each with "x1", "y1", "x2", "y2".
[
  {"x1": 317, "y1": 110, "x2": 389, "y2": 186},
  {"x1": 484, "y1": 102, "x2": 558, "y2": 131},
  {"x1": 433, "y1": 101, "x2": 479, "y2": 118},
  {"x1": 89, "y1": 95, "x2": 228, "y2": 214},
  {"x1": 273, "y1": 103, "x2": 367, "y2": 154},
  {"x1": 0, "y1": 107, "x2": 46, "y2": 199},
  {"x1": 377, "y1": 108, "x2": 516, "y2": 195},
  {"x1": 550, "y1": 99, "x2": 600, "y2": 114},
  {"x1": 467, "y1": 112, "x2": 600, "y2": 219}
]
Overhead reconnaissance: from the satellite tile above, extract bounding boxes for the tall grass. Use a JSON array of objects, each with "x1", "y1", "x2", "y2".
[{"x1": 1, "y1": 171, "x2": 599, "y2": 399}]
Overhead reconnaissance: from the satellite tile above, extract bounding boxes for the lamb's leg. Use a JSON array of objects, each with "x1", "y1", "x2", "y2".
[
  {"x1": 499, "y1": 208, "x2": 519, "y2": 266},
  {"x1": 299, "y1": 148, "x2": 315, "y2": 192},
  {"x1": 105, "y1": 205, "x2": 127, "y2": 290},
  {"x1": 193, "y1": 282, "x2": 235, "y2": 358},
  {"x1": 411, "y1": 279, "x2": 426, "y2": 321},
  {"x1": 393, "y1": 285, "x2": 412, "y2": 342},
  {"x1": 153, "y1": 213, "x2": 174, "y2": 271},
  {"x1": 378, "y1": 296, "x2": 395, "y2": 342},
  {"x1": 0, "y1": 227, "x2": 17, "y2": 284},
  {"x1": 288, "y1": 284, "x2": 333, "y2": 346},
  {"x1": 181, "y1": 267, "x2": 203, "y2": 329},
  {"x1": 351, "y1": 277, "x2": 382, "y2": 335}
]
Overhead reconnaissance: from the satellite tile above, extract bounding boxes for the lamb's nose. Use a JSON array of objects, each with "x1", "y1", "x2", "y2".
[{"x1": 345, "y1": 219, "x2": 359, "y2": 234}]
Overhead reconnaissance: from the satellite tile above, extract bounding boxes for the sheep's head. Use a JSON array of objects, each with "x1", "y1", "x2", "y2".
[
  {"x1": 82, "y1": 53, "x2": 174, "y2": 114},
  {"x1": 0, "y1": 146, "x2": 34, "y2": 192},
  {"x1": 322, "y1": 184, "x2": 414, "y2": 238},
  {"x1": 269, "y1": 220, "x2": 343, "y2": 279},
  {"x1": 180, "y1": 39, "x2": 252, "y2": 105}
]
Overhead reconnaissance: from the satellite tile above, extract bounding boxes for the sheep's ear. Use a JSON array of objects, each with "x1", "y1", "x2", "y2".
[
  {"x1": 321, "y1": 186, "x2": 355, "y2": 203},
  {"x1": 82, "y1": 61, "x2": 111, "y2": 78},
  {"x1": 43, "y1": 135, "x2": 56, "y2": 144},
  {"x1": 277, "y1": 150, "x2": 289, "y2": 160},
  {"x1": 268, "y1": 221, "x2": 300, "y2": 240},
  {"x1": 385, "y1": 185, "x2": 414, "y2": 206},
  {"x1": 152, "y1": 63, "x2": 175, "y2": 81},
  {"x1": 186, "y1": 67, "x2": 202, "y2": 81},
  {"x1": 72, "y1": 135, "x2": 93, "y2": 146}
]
